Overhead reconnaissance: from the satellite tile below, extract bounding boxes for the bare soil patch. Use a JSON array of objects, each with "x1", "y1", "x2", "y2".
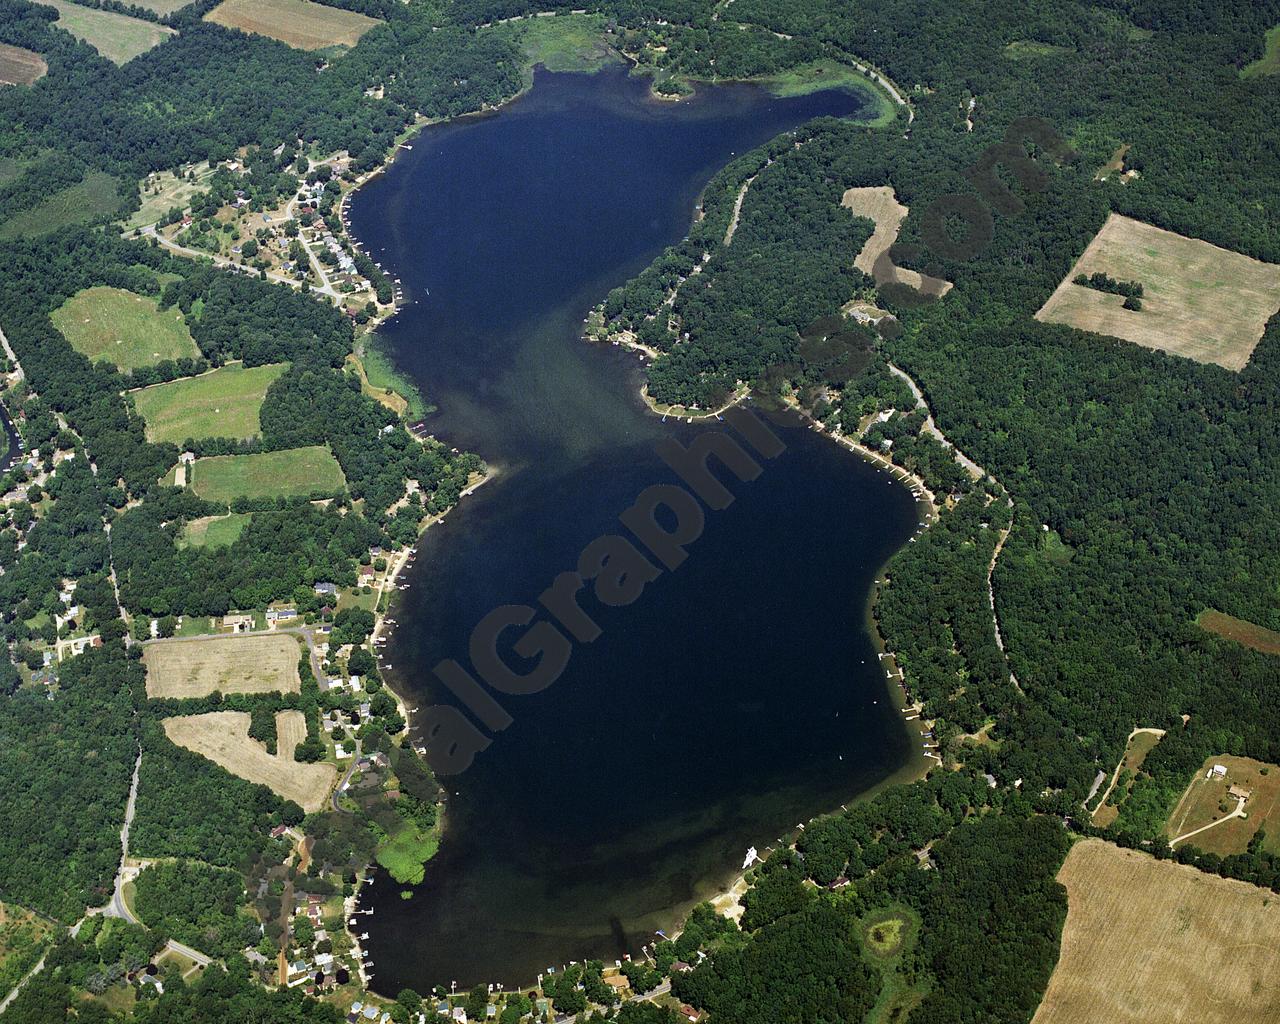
[{"x1": 0, "y1": 44, "x2": 46, "y2": 86}]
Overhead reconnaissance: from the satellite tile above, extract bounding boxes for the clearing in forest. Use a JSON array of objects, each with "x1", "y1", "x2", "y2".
[
  {"x1": 840, "y1": 186, "x2": 952, "y2": 298},
  {"x1": 129, "y1": 363, "x2": 287, "y2": 443},
  {"x1": 1091, "y1": 728, "x2": 1164, "y2": 828},
  {"x1": 51, "y1": 286, "x2": 198, "y2": 371},
  {"x1": 188, "y1": 446, "x2": 346, "y2": 503},
  {"x1": 125, "y1": 162, "x2": 216, "y2": 230},
  {"x1": 0, "y1": 171, "x2": 126, "y2": 241},
  {"x1": 1242, "y1": 24, "x2": 1280, "y2": 77},
  {"x1": 36, "y1": 1, "x2": 175, "y2": 64},
  {"x1": 1032, "y1": 839, "x2": 1280, "y2": 1024},
  {"x1": 1197, "y1": 608, "x2": 1280, "y2": 654},
  {"x1": 180, "y1": 512, "x2": 252, "y2": 549},
  {"x1": 163, "y1": 711, "x2": 334, "y2": 812},
  {"x1": 1165, "y1": 754, "x2": 1280, "y2": 856},
  {"x1": 143, "y1": 633, "x2": 301, "y2": 698},
  {"x1": 129, "y1": 0, "x2": 198, "y2": 14},
  {"x1": 204, "y1": 0, "x2": 381, "y2": 51},
  {"x1": 0, "y1": 44, "x2": 47, "y2": 86},
  {"x1": 1036, "y1": 213, "x2": 1280, "y2": 371}
]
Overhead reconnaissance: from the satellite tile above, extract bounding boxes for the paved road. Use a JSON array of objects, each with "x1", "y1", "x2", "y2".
[
  {"x1": 0, "y1": 955, "x2": 46, "y2": 1014},
  {"x1": 165, "y1": 939, "x2": 212, "y2": 969},
  {"x1": 104, "y1": 748, "x2": 143, "y2": 925}
]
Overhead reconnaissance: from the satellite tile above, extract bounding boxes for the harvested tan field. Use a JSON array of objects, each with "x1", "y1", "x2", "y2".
[
  {"x1": 841, "y1": 186, "x2": 952, "y2": 298},
  {"x1": 143, "y1": 634, "x2": 300, "y2": 698},
  {"x1": 274, "y1": 709, "x2": 307, "y2": 761},
  {"x1": 0, "y1": 43, "x2": 47, "y2": 86},
  {"x1": 163, "y1": 711, "x2": 334, "y2": 812},
  {"x1": 1032, "y1": 839, "x2": 1280, "y2": 1024},
  {"x1": 205, "y1": 0, "x2": 381, "y2": 51},
  {"x1": 1037, "y1": 213, "x2": 1280, "y2": 371}
]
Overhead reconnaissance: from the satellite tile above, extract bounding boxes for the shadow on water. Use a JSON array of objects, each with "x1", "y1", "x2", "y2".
[{"x1": 347, "y1": 66, "x2": 922, "y2": 992}]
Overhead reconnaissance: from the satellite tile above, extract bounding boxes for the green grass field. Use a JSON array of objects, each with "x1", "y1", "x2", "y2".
[
  {"x1": 51, "y1": 285, "x2": 198, "y2": 371},
  {"x1": 181, "y1": 513, "x2": 253, "y2": 548},
  {"x1": 190, "y1": 446, "x2": 346, "y2": 503},
  {"x1": 1242, "y1": 24, "x2": 1280, "y2": 78},
  {"x1": 858, "y1": 904, "x2": 927, "y2": 1024},
  {"x1": 496, "y1": 13, "x2": 620, "y2": 77},
  {"x1": 36, "y1": 0, "x2": 176, "y2": 64},
  {"x1": 130, "y1": 362, "x2": 287, "y2": 443},
  {"x1": 0, "y1": 171, "x2": 126, "y2": 240},
  {"x1": 130, "y1": 0, "x2": 197, "y2": 14}
]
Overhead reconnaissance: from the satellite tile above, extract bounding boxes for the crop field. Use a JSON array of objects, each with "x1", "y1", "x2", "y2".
[
  {"x1": 143, "y1": 634, "x2": 301, "y2": 698},
  {"x1": 1165, "y1": 754, "x2": 1280, "y2": 855},
  {"x1": 1197, "y1": 608, "x2": 1280, "y2": 654},
  {"x1": 181, "y1": 512, "x2": 252, "y2": 549},
  {"x1": 0, "y1": 171, "x2": 125, "y2": 241},
  {"x1": 37, "y1": 1, "x2": 175, "y2": 64},
  {"x1": 1033, "y1": 840, "x2": 1280, "y2": 1023},
  {"x1": 1091, "y1": 729, "x2": 1164, "y2": 828},
  {"x1": 841, "y1": 186, "x2": 952, "y2": 298},
  {"x1": 163, "y1": 711, "x2": 335, "y2": 812},
  {"x1": 51, "y1": 286, "x2": 198, "y2": 370},
  {"x1": 189, "y1": 446, "x2": 346, "y2": 503},
  {"x1": 1036, "y1": 213, "x2": 1280, "y2": 371},
  {"x1": 129, "y1": 363, "x2": 287, "y2": 443},
  {"x1": 204, "y1": 0, "x2": 381, "y2": 51},
  {"x1": 0, "y1": 43, "x2": 47, "y2": 86},
  {"x1": 130, "y1": 0, "x2": 198, "y2": 14}
]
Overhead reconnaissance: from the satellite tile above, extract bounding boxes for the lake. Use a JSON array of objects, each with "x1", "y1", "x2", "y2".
[{"x1": 347, "y1": 65, "x2": 923, "y2": 994}]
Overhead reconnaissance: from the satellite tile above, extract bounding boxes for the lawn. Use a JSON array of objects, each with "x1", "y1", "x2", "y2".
[
  {"x1": 1242, "y1": 24, "x2": 1280, "y2": 78},
  {"x1": 1165, "y1": 754, "x2": 1280, "y2": 856},
  {"x1": 181, "y1": 512, "x2": 252, "y2": 549},
  {"x1": 0, "y1": 43, "x2": 47, "y2": 86},
  {"x1": 0, "y1": 171, "x2": 126, "y2": 240},
  {"x1": 1036, "y1": 213, "x2": 1280, "y2": 371},
  {"x1": 1196, "y1": 608, "x2": 1280, "y2": 654},
  {"x1": 51, "y1": 286, "x2": 198, "y2": 371},
  {"x1": 129, "y1": 362, "x2": 287, "y2": 443},
  {"x1": 1033, "y1": 839, "x2": 1280, "y2": 1024},
  {"x1": 36, "y1": 0, "x2": 175, "y2": 64},
  {"x1": 189, "y1": 446, "x2": 347, "y2": 502},
  {"x1": 205, "y1": 0, "x2": 381, "y2": 51},
  {"x1": 124, "y1": 162, "x2": 216, "y2": 230},
  {"x1": 143, "y1": 633, "x2": 302, "y2": 698}
]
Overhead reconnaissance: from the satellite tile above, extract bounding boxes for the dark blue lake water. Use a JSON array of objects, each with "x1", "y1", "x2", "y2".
[{"x1": 348, "y1": 66, "x2": 922, "y2": 993}]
